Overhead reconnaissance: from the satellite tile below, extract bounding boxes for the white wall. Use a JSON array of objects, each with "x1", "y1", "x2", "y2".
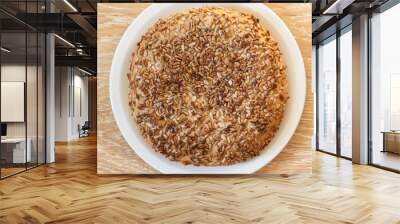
[
  {"x1": 46, "y1": 33, "x2": 55, "y2": 163},
  {"x1": 1, "y1": 65, "x2": 37, "y2": 138},
  {"x1": 54, "y1": 67, "x2": 89, "y2": 141},
  {"x1": 1, "y1": 64, "x2": 46, "y2": 164},
  {"x1": 1, "y1": 82, "x2": 25, "y2": 122},
  {"x1": 55, "y1": 66, "x2": 70, "y2": 141},
  {"x1": 71, "y1": 73, "x2": 89, "y2": 138}
]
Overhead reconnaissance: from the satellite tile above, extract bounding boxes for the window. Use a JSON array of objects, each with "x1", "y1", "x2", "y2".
[
  {"x1": 0, "y1": 1, "x2": 47, "y2": 179},
  {"x1": 316, "y1": 25, "x2": 353, "y2": 159},
  {"x1": 312, "y1": 45, "x2": 317, "y2": 150},
  {"x1": 389, "y1": 74, "x2": 400, "y2": 130},
  {"x1": 339, "y1": 27, "x2": 352, "y2": 158},
  {"x1": 370, "y1": 2, "x2": 400, "y2": 171},
  {"x1": 317, "y1": 36, "x2": 337, "y2": 154}
]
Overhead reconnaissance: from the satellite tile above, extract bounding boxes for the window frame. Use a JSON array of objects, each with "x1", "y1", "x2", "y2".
[
  {"x1": 367, "y1": 1, "x2": 400, "y2": 173},
  {"x1": 0, "y1": 0, "x2": 48, "y2": 180},
  {"x1": 315, "y1": 24, "x2": 353, "y2": 161}
]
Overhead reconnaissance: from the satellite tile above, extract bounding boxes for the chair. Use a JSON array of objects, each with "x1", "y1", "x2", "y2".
[{"x1": 79, "y1": 121, "x2": 90, "y2": 138}]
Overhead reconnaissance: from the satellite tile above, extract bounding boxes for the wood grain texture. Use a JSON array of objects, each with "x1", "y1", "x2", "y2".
[
  {"x1": 97, "y1": 3, "x2": 312, "y2": 174},
  {"x1": 1, "y1": 136, "x2": 400, "y2": 223}
]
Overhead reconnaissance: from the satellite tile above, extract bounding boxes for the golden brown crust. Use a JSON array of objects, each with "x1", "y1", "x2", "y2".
[{"x1": 127, "y1": 7, "x2": 288, "y2": 166}]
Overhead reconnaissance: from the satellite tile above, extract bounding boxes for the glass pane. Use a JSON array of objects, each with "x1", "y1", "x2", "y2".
[
  {"x1": 38, "y1": 32, "x2": 45, "y2": 165},
  {"x1": 371, "y1": 3, "x2": 400, "y2": 171},
  {"x1": 27, "y1": 31, "x2": 38, "y2": 169},
  {"x1": 26, "y1": 0, "x2": 39, "y2": 170},
  {"x1": 0, "y1": 0, "x2": 46, "y2": 178},
  {"x1": 340, "y1": 28, "x2": 352, "y2": 158},
  {"x1": 312, "y1": 45, "x2": 317, "y2": 150},
  {"x1": 318, "y1": 36, "x2": 337, "y2": 154},
  {"x1": 1, "y1": 31, "x2": 27, "y2": 177}
]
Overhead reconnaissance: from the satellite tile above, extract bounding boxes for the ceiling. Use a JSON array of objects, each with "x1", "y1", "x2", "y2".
[
  {"x1": 311, "y1": 0, "x2": 391, "y2": 43},
  {"x1": 0, "y1": 0, "x2": 97, "y2": 74},
  {"x1": 0, "y1": 0, "x2": 395, "y2": 74}
]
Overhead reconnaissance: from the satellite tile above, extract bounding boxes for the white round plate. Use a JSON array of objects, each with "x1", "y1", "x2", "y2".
[{"x1": 109, "y1": 3, "x2": 306, "y2": 174}]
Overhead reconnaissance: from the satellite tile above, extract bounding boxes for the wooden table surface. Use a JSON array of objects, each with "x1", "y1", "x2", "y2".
[{"x1": 97, "y1": 3, "x2": 312, "y2": 174}]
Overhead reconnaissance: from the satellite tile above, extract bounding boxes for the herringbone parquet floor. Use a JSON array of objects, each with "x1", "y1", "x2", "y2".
[{"x1": 0, "y1": 135, "x2": 399, "y2": 224}]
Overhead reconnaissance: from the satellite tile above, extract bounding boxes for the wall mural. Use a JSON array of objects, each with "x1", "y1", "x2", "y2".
[{"x1": 97, "y1": 3, "x2": 312, "y2": 174}]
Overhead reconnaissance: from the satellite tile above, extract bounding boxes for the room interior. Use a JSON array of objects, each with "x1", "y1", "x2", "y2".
[
  {"x1": 0, "y1": 30, "x2": 46, "y2": 177},
  {"x1": 313, "y1": 0, "x2": 400, "y2": 172},
  {"x1": 0, "y1": 0, "x2": 96, "y2": 178},
  {"x1": 0, "y1": 0, "x2": 400, "y2": 222}
]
